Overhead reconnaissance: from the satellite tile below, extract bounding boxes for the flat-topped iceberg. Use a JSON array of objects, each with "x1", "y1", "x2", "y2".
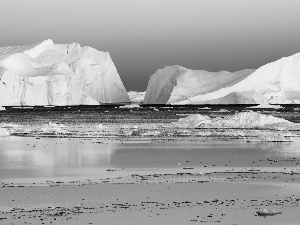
[{"x1": 0, "y1": 39, "x2": 130, "y2": 106}]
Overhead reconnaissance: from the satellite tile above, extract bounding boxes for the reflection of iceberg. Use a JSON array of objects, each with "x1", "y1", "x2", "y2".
[
  {"x1": 275, "y1": 139, "x2": 300, "y2": 157},
  {"x1": 0, "y1": 137, "x2": 119, "y2": 179}
]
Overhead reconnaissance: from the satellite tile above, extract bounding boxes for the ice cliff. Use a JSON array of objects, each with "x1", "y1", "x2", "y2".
[
  {"x1": 144, "y1": 52, "x2": 300, "y2": 104},
  {"x1": 0, "y1": 39, "x2": 130, "y2": 106}
]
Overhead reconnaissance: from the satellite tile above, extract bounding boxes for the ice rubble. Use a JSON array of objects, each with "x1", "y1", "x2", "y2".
[
  {"x1": 0, "y1": 39, "x2": 130, "y2": 106},
  {"x1": 144, "y1": 52, "x2": 300, "y2": 104}
]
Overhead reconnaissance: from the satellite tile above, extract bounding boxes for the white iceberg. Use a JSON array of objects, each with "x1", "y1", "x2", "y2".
[
  {"x1": 144, "y1": 52, "x2": 300, "y2": 104},
  {"x1": 0, "y1": 39, "x2": 130, "y2": 106}
]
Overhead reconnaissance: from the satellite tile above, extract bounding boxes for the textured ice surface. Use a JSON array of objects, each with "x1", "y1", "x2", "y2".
[
  {"x1": 144, "y1": 52, "x2": 300, "y2": 104},
  {"x1": 0, "y1": 40, "x2": 130, "y2": 106}
]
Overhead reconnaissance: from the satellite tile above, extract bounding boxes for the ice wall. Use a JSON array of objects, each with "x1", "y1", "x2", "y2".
[{"x1": 0, "y1": 40, "x2": 130, "y2": 106}]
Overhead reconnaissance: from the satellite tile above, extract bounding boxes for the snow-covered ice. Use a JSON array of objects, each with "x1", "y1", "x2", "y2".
[{"x1": 0, "y1": 39, "x2": 130, "y2": 106}]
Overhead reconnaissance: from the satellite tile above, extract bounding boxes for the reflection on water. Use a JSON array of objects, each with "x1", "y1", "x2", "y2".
[
  {"x1": 1, "y1": 136, "x2": 300, "y2": 180},
  {"x1": 0, "y1": 137, "x2": 117, "y2": 179}
]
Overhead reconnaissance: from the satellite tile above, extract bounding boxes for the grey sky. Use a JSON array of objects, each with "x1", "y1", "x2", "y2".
[{"x1": 1, "y1": 0, "x2": 300, "y2": 91}]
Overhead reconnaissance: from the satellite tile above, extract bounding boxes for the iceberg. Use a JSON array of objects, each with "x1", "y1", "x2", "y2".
[
  {"x1": 144, "y1": 52, "x2": 300, "y2": 104},
  {"x1": 0, "y1": 40, "x2": 130, "y2": 106},
  {"x1": 128, "y1": 91, "x2": 145, "y2": 104}
]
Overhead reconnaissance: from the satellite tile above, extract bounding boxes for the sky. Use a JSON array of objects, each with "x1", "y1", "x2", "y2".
[{"x1": 1, "y1": 0, "x2": 300, "y2": 91}]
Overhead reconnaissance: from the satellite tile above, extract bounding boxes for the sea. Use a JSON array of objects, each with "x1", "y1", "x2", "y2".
[{"x1": 1, "y1": 105, "x2": 300, "y2": 182}]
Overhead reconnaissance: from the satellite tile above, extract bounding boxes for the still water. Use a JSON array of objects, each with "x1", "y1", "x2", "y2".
[{"x1": 1, "y1": 135, "x2": 300, "y2": 181}]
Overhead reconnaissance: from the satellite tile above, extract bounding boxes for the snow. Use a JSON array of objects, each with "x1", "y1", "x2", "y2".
[
  {"x1": 144, "y1": 52, "x2": 300, "y2": 104},
  {"x1": 128, "y1": 91, "x2": 145, "y2": 103},
  {"x1": 0, "y1": 40, "x2": 130, "y2": 106}
]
